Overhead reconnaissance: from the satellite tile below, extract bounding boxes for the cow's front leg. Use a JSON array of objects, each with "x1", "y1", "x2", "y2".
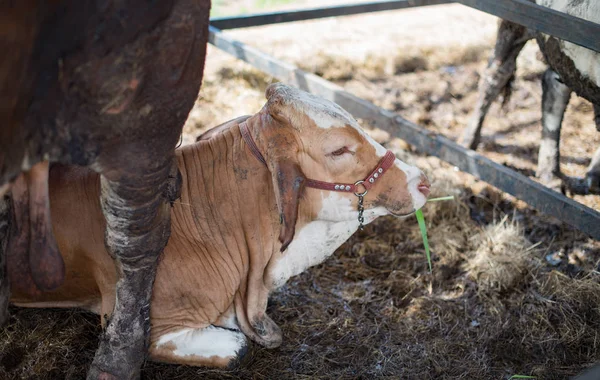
[
  {"x1": 87, "y1": 157, "x2": 173, "y2": 380},
  {"x1": 461, "y1": 20, "x2": 534, "y2": 149},
  {"x1": 537, "y1": 68, "x2": 571, "y2": 185},
  {"x1": 564, "y1": 106, "x2": 600, "y2": 195},
  {"x1": 586, "y1": 106, "x2": 600, "y2": 193},
  {"x1": 0, "y1": 196, "x2": 10, "y2": 326},
  {"x1": 250, "y1": 313, "x2": 282, "y2": 349}
]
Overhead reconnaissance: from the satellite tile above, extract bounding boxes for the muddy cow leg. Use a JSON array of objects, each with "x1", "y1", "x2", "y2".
[
  {"x1": 0, "y1": 196, "x2": 10, "y2": 326},
  {"x1": 536, "y1": 69, "x2": 572, "y2": 184},
  {"x1": 580, "y1": 105, "x2": 600, "y2": 194},
  {"x1": 581, "y1": 146, "x2": 600, "y2": 194},
  {"x1": 461, "y1": 20, "x2": 534, "y2": 149},
  {"x1": 560, "y1": 106, "x2": 600, "y2": 195},
  {"x1": 87, "y1": 151, "x2": 175, "y2": 380}
]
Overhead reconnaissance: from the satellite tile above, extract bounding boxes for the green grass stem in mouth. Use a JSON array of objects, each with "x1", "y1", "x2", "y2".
[
  {"x1": 415, "y1": 209, "x2": 432, "y2": 273},
  {"x1": 416, "y1": 195, "x2": 455, "y2": 273},
  {"x1": 428, "y1": 196, "x2": 455, "y2": 202},
  {"x1": 508, "y1": 376, "x2": 536, "y2": 380}
]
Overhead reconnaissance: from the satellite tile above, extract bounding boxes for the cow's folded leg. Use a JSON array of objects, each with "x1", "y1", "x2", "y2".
[
  {"x1": 250, "y1": 313, "x2": 282, "y2": 349},
  {"x1": 151, "y1": 325, "x2": 249, "y2": 368},
  {"x1": 537, "y1": 68, "x2": 572, "y2": 186},
  {"x1": 0, "y1": 196, "x2": 10, "y2": 326},
  {"x1": 461, "y1": 20, "x2": 533, "y2": 149},
  {"x1": 87, "y1": 159, "x2": 173, "y2": 380}
]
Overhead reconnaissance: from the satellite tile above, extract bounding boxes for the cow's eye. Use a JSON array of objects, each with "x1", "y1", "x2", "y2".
[{"x1": 330, "y1": 147, "x2": 348, "y2": 156}]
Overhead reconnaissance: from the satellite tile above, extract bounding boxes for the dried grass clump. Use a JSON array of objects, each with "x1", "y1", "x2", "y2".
[{"x1": 466, "y1": 218, "x2": 535, "y2": 292}]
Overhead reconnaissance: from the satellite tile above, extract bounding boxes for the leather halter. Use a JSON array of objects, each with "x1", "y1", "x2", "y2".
[{"x1": 239, "y1": 121, "x2": 396, "y2": 196}]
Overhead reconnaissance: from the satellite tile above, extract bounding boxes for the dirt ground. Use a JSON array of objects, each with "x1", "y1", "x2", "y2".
[{"x1": 2, "y1": 3, "x2": 600, "y2": 380}]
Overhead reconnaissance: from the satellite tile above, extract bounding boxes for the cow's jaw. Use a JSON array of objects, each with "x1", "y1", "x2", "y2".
[{"x1": 269, "y1": 192, "x2": 386, "y2": 289}]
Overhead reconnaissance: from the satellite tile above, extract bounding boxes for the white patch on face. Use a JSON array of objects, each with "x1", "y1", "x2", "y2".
[
  {"x1": 538, "y1": 0, "x2": 600, "y2": 88},
  {"x1": 156, "y1": 326, "x2": 247, "y2": 360},
  {"x1": 274, "y1": 84, "x2": 391, "y2": 157},
  {"x1": 271, "y1": 192, "x2": 389, "y2": 288},
  {"x1": 394, "y1": 159, "x2": 427, "y2": 211},
  {"x1": 281, "y1": 86, "x2": 357, "y2": 130}
]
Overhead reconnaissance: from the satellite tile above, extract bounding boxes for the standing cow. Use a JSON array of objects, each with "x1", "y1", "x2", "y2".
[
  {"x1": 0, "y1": 1, "x2": 210, "y2": 379},
  {"x1": 460, "y1": 0, "x2": 600, "y2": 195}
]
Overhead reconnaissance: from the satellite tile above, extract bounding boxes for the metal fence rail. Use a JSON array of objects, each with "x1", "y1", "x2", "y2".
[
  {"x1": 210, "y1": 0, "x2": 600, "y2": 53},
  {"x1": 209, "y1": 25, "x2": 600, "y2": 240},
  {"x1": 456, "y1": 0, "x2": 600, "y2": 53},
  {"x1": 210, "y1": 0, "x2": 453, "y2": 30}
]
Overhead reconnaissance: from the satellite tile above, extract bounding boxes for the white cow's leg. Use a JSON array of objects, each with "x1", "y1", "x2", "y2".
[
  {"x1": 461, "y1": 20, "x2": 534, "y2": 149},
  {"x1": 537, "y1": 68, "x2": 572, "y2": 184},
  {"x1": 151, "y1": 326, "x2": 249, "y2": 368}
]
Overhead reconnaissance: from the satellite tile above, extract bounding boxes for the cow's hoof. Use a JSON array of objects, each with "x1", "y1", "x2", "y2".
[
  {"x1": 87, "y1": 338, "x2": 144, "y2": 380},
  {"x1": 562, "y1": 175, "x2": 600, "y2": 196}
]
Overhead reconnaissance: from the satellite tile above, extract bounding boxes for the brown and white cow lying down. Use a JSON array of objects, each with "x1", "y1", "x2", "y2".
[{"x1": 10, "y1": 84, "x2": 430, "y2": 367}]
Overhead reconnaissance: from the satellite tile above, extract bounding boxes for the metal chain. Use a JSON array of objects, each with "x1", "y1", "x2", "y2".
[{"x1": 357, "y1": 194, "x2": 365, "y2": 231}]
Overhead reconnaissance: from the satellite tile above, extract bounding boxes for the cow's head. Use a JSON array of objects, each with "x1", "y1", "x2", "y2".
[{"x1": 249, "y1": 83, "x2": 430, "y2": 250}]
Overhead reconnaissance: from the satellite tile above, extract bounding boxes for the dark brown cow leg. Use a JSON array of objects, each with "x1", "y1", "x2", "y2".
[
  {"x1": 87, "y1": 155, "x2": 174, "y2": 380},
  {"x1": 566, "y1": 106, "x2": 600, "y2": 195},
  {"x1": 537, "y1": 69, "x2": 571, "y2": 184},
  {"x1": 460, "y1": 20, "x2": 533, "y2": 149},
  {"x1": 587, "y1": 106, "x2": 600, "y2": 193},
  {"x1": 0, "y1": 196, "x2": 10, "y2": 326}
]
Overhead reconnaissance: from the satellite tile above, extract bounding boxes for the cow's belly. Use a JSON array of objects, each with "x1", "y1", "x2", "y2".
[{"x1": 538, "y1": 0, "x2": 600, "y2": 88}]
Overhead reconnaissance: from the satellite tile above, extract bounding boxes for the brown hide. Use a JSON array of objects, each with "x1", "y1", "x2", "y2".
[
  {"x1": 0, "y1": 0, "x2": 209, "y2": 293},
  {"x1": 1, "y1": 1, "x2": 211, "y2": 376}
]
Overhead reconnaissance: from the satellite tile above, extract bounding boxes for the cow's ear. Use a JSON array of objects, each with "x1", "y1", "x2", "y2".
[
  {"x1": 270, "y1": 159, "x2": 305, "y2": 252},
  {"x1": 258, "y1": 105, "x2": 305, "y2": 252}
]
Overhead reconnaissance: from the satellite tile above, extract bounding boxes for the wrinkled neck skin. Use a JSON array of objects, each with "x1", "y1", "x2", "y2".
[{"x1": 151, "y1": 122, "x2": 280, "y2": 338}]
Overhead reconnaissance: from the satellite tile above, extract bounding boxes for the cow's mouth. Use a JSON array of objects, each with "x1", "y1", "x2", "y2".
[{"x1": 388, "y1": 208, "x2": 417, "y2": 218}]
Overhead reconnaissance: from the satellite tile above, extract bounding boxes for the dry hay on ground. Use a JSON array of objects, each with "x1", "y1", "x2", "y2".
[{"x1": 2, "y1": 3, "x2": 600, "y2": 379}]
